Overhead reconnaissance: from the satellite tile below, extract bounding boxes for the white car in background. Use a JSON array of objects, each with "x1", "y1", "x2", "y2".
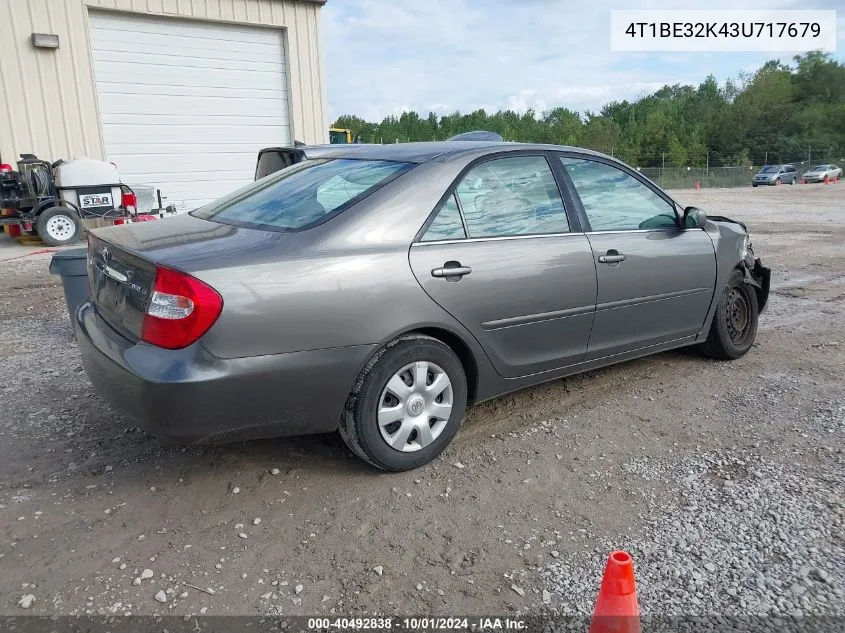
[{"x1": 802, "y1": 164, "x2": 842, "y2": 183}]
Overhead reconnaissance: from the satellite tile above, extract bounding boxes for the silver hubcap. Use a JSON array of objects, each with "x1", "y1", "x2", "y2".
[
  {"x1": 378, "y1": 361, "x2": 453, "y2": 452},
  {"x1": 44, "y1": 215, "x2": 75, "y2": 241}
]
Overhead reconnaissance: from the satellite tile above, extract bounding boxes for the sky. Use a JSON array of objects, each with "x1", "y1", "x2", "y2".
[{"x1": 322, "y1": 0, "x2": 845, "y2": 123}]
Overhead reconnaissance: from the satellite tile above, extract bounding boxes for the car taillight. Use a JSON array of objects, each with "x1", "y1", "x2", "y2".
[
  {"x1": 141, "y1": 266, "x2": 223, "y2": 350},
  {"x1": 0, "y1": 163, "x2": 12, "y2": 172}
]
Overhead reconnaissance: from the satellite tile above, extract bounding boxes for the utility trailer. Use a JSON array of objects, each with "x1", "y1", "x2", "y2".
[{"x1": 0, "y1": 154, "x2": 138, "y2": 246}]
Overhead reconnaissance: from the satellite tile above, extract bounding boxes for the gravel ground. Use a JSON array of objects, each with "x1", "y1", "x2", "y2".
[
  {"x1": 544, "y1": 449, "x2": 844, "y2": 617},
  {"x1": 0, "y1": 185, "x2": 843, "y2": 626}
]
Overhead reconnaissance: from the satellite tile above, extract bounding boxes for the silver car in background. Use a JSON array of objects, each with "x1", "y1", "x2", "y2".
[
  {"x1": 76, "y1": 142, "x2": 770, "y2": 471},
  {"x1": 802, "y1": 164, "x2": 842, "y2": 183}
]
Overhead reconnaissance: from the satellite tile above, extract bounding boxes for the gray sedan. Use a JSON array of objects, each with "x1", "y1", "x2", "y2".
[{"x1": 77, "y1": 142, "x2": 770, "y2": 471}]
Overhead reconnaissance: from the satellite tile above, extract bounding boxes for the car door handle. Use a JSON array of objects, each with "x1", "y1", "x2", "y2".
[
  {"x1": 431, "y1": 265, "x2": 472, "y2": 279},
  {"x1": 598, "y1": 251, "x2": 626, "y2": 264}
]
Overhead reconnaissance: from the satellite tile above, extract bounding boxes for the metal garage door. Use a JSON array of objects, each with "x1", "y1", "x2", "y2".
[{"x1": 88, "y1": 11, "x2": 291, "y2": 211}]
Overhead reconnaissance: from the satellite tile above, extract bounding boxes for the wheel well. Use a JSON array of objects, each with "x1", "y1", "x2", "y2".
[
  {"x1": 413, "y1": 327, "x2": 479, "y2": 405},
  {"x1": 32, "y1": 199, "x2": 70, "y2": 217},
  {"x1": 735, "y1": 263, "x2": 767, "y2": 311}
]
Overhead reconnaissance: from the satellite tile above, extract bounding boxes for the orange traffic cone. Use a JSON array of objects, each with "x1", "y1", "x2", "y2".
[
  {"x1": 835, "y1": 176, "x2": 839, "y2": 185},
  {"x1": 695, "y1": 180, "x2": 700, "y2": 191},
  {"x1": 824, "y1": 175, "x2": 829, "y2": 185},
  {"x1": 589, "y1": 551, "x2": 641, "y2": 633}
]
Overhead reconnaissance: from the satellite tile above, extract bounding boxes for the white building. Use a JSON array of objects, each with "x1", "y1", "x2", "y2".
[{"x1": 0, "y1": 0, "x2": 328, "y2": 210}]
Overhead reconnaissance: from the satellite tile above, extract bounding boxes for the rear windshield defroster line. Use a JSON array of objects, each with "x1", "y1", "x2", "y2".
[{"x1": 191, "y1": 158, "x2": 414, "y2": 232}]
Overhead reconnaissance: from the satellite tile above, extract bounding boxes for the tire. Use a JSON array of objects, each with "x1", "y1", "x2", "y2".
[
  {"x1": 752, "y1": 182, "x2": 758, "y2": 187},
  {"x1": 790, "y1": 177, "x2": 797, "y2": 185},
  {"x1": 35, "y1": 206, "x2": 81, "y2": 246},
  {"x1": 339, "y1": 334, "x2": 468, "y2": 471},
  {"x1": 699, "y1": 269, "x2": 759, "y2": 360}
]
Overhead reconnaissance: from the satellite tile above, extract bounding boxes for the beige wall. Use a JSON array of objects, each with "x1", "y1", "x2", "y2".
[{"x1": 0, "y1": 0, "x2": 327, "y2": 166}]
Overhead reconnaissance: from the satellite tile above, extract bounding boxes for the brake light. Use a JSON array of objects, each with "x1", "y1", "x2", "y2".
[
  {"x1": 0, "y1": 163, "x2": 12, "y2": 172},
  {"x1": 141, "y1": 266, "x2": 223, "y2": 349}
]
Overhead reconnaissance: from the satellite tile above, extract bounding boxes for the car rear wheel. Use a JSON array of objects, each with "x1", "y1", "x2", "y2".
[
  {"x1": 699, "y1": 269, "x2": 759, "y2": 360},
  {"x1": 339, "y1": 334, "x2": 467, "y2": 471}
]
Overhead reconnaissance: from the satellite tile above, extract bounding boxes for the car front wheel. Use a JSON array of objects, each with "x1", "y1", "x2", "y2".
[
  {"x1": 699, "y1": 269, "x2": 759, "y2": 360},
  {"x1": 340, "y1": 334, "x2": 467, "y2": 471}
]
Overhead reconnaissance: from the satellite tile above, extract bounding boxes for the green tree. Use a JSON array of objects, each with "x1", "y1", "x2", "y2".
[{"x1": 331, "y1": 54, "x2": 845, "y2": 165}]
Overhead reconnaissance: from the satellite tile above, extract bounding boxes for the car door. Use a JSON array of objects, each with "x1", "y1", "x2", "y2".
[
  {"x1": 409, "y1": 153, "x2": 597, "y2": 378},
  {"x1": 557, "y1": 154, "x2": 717, "y2": 361}
]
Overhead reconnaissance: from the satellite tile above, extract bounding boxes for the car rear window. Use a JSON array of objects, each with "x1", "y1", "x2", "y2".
[{"x1": 192, "y1": 158, "x2": 413, "y2": 231}]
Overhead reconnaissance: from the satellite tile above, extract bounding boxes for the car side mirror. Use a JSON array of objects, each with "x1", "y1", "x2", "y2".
[{"x1": 683, "y1": 206, "x2": 707, "y2": 228}]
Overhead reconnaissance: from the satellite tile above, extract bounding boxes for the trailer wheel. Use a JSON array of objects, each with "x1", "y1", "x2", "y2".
[{"x1": 36, "y1": 207, "x2": 81, "y2": 246}]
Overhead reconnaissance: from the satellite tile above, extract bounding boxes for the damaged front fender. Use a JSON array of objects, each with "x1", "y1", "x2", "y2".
[{"x1": 744, "y1": 258, "x2": 771, "y2": 314}]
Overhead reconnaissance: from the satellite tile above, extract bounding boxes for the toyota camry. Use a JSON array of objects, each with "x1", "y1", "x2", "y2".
[{"x1": 77, "y1": 141, "x2": 770, "y2": 471}]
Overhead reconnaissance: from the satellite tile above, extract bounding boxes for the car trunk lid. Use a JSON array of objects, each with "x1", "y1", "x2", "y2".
[
  {"x1": 87, "y1": 233, "x2": 156, "y2": 340},
  {"x1": 86, "y1": 213, "x2": 306, "y2": 341}
]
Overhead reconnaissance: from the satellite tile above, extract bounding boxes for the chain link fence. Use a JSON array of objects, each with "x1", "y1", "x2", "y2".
[
  {"x1": 636, "y1": 166, "x2": 764, "y2": 189},
  {"x1": 636, "y1": 162, "x2": 844, "y2": 189}
]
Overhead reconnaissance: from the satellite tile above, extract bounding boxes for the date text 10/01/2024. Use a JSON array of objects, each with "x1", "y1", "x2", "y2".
[{"x1": 307, "y1": 617, "x2": 527, "y2": 630}]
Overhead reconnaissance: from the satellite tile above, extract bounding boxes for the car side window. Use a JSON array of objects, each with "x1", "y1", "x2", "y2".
[
  {"x1": 559, "y1": 156, "x2": 677, "y2": 231},
  {"x1": 421, "y1": 194, "x2": 466, "y2": 241},
  {"x1": 453, "y1": 156, "x2": 569, "y2": 238}
]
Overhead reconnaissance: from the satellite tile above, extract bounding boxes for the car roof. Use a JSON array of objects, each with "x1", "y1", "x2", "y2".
[{"x1": 265, "y1": 141, "x2": 614, "y2": 164}]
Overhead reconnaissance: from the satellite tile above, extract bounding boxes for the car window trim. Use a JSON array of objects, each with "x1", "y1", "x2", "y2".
[
  {"x1": 547, "y1": 152, "x2": 589, "y2": 233},
  {"x1": 411, "y1": 232, "x2": 588, "y2": 248},
  {"x1": 452, "y1": 191, "x2": 470, "y2": 239},
  {"x1": 554, "y1": 151, "x2": 682, "y2": 233},
  {"x1": 545, "y1": 151, "x2": 584, "y2": 233},
  {"x1": 413, "y1": 149, "x2": 575, "y2": 243}
]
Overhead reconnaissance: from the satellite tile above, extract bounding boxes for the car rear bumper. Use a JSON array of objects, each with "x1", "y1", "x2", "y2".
[{"x1": 75, "y1": 301, "x2": 376, "y2": 443}]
